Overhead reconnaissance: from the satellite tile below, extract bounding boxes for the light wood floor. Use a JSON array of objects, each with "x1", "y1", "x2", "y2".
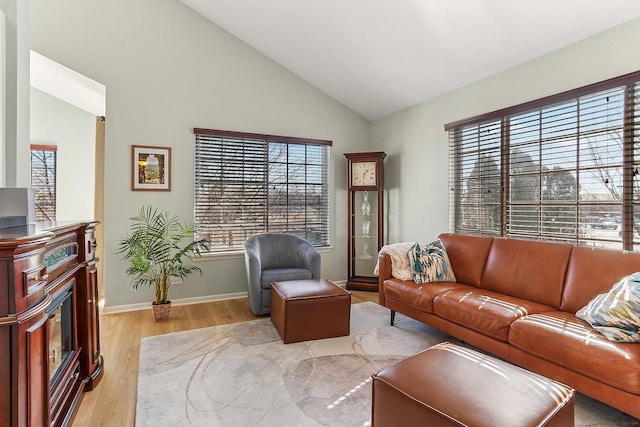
[{"x1": 71, "y1": 291, "x2": 379, "y2": 426}]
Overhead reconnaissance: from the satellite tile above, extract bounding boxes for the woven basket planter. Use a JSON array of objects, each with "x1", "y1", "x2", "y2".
[{"x1": 151, "y1": 301, "x2": 172, "y2": 321}]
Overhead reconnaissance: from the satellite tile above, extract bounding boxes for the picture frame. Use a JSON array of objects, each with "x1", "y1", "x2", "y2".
[{"x1": 131, "y1": 145, "x2": 172, "y2": 191}]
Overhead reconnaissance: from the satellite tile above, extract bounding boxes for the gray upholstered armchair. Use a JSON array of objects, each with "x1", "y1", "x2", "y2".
[{"x1": 244, "y1": 233, "x2": 321, "y2": 315}]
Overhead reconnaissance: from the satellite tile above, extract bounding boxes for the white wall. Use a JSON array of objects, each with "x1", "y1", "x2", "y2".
[
  {"x1": 30, "y1": 0, "x2": 371, "y2": 309},
  {"x1": 1, "y1": 9, "x2": 5, "y2": 187},
  {"x1": 372, "y1": 18, "x2": 640, "y2": 245},
  {"x1": 1, "y1": 0, "x2": 30, "y2": 187},
  {"x1": 30, "y1": 87, "x2": 95, "y2": 220},
  {"x1": 30, "y1": 1, "x2": 640, "y2": 310}
]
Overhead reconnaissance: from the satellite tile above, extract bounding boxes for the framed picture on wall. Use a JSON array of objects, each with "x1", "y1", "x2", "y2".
[{"x1": 131, "y1": 145, "x2": 171, "y2": 191}]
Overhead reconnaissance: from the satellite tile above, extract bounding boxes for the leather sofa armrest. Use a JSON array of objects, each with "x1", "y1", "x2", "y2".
[{"x1": 378, "y1": 252, "x2": 392, "y2": 306}]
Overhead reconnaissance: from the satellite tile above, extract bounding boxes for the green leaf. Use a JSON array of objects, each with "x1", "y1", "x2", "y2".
[{"x1": 116, "y1": 205, "x2": 210, "y2": 304}]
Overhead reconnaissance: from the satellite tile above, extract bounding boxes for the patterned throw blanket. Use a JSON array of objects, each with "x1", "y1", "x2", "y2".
[{"x1": 373, "y1": 242, "x2": 414, "y2": 280}]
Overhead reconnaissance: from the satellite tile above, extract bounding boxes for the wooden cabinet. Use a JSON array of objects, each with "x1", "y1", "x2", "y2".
[
  {"x1": 76, "y1": 225, "x2": 102, "y2": 391},
  {"x1": 344, "y1": 152, "x2": 386, "y2": 291},
  {"x1": 0, "y1": 221, "x2": 103, "y2": 427}
]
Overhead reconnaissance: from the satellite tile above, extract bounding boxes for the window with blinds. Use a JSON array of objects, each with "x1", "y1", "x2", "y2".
[
  {"x1": 194, "y1": 128, "x2": 332, "y2": 253},
  {"x1": 30, "y1": 145, "x2": 57, "y2": 222},
  {"x1": 447, "y1": 71, "x2": 640, "y2": 250}
]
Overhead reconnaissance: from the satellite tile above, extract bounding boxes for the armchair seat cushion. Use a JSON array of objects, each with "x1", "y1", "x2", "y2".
[{"x1": 260, "y1": 268, "x2": 313, "y2": 288}]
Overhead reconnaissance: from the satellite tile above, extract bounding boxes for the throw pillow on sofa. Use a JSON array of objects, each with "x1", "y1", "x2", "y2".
[
  {"x1": 576, "y1": 271, "x2": 640, "y2": 343},
  {"x1": 408, "y1": 239, "x2": 456, "y2": 284}
]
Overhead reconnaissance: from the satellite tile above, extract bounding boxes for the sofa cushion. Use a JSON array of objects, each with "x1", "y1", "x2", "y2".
[
  {"x1": 408, "y1": 240, "x2": 456, "y2": 284},
  {"x1": 509, "y1": 311, "x2": 640, "y2": 395},
  {"x1": 575, "y1": 272, "x2": 640, "y2": 343},
  {"x1": 480, "y1": 238, "x2": 571, "y2": 308},
  {"x1": 561, "y1": 245, "x2": 640, "y2": 313},
  {"x1": 260, "y1": 268, "x2": 313, "y2": 288},
  {"x1": 383, "y1": 279, "x2": 473, "y2": 314},
  {"x1": 439, "y1": 233, "x2": 493, "y2": 288},
  {"x1": 433, "y1": 289, "x2": 555, "y2": 342}
]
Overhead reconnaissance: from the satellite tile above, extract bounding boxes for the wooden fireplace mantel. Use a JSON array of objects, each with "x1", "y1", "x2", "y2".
[{"x1": 0, "y1": 221, "x2": 103, "y2": 427}]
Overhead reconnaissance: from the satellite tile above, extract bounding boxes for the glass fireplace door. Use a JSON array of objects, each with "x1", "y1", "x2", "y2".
[{"x1": 48, "y1": 281, "x2": 75, "y2": 384}]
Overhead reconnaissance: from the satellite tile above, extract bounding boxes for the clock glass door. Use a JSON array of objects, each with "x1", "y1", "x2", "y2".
[{"x1": 352, "y1": 190, "x2": 378, "y2": 277}]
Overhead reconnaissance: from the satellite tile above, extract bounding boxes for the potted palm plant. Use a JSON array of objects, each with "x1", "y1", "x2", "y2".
[{"x1": 117, "y1": 206, "x2": 209, "y2": 321}]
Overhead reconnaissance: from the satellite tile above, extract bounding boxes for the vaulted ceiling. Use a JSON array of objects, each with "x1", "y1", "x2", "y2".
[{"x1": 178, "y1": 0, "x2": 640, "y2": 121}]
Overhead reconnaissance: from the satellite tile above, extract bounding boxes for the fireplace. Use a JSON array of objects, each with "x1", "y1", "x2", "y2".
[
  {"x1": 48, "y1": 281, "x2": 76, "y2": 384},
  {"x1": 0, "y1": 221, "x2": 102, "y2": 426}
]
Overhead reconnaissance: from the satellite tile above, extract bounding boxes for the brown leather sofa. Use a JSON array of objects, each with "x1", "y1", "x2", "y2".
[{"x1": 377, "y1": 233, "x2": 640, "y2": 419}]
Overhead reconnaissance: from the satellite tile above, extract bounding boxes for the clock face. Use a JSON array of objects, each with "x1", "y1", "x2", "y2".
[{"x1": 352, "y1": 161, "x2": 377, "y2": 187}]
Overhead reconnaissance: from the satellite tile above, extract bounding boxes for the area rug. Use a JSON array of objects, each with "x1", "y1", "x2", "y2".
[{"x1": 137, "y1": 302, "x2": 639, "y2": 426}]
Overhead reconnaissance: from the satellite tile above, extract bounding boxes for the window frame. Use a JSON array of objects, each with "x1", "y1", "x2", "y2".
[
  {"x1": 193, "y1": 128, "x2": 332, "y2": 254},
  {"x1": 30, "y1": 144, "x2": 57, "y2": 222},
  {"x1": 446, "y1": 70, "x2": 640, "y2": 250}
]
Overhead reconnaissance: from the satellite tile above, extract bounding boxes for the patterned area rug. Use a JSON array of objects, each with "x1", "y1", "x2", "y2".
[{"x1": 136, "y1": 302, "x2": 639, "y2": 426}]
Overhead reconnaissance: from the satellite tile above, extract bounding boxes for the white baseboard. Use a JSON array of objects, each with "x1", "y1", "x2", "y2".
[
  {"x1": 102, "y1": 279, "x2": 348, "y2": 315},
  {"x1": 101, "y1": 291, "x2": 248, "y2": 315}
]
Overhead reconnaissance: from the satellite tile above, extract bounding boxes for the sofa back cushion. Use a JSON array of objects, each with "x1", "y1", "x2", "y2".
[
  {"x1": 438, "y1": 233, "x2": 493, "y2": 288},
  {"x1": 480, "y1": 238, "x2": 572, "y2": 308},
  {"x1": 561, "y1": 245, "x2": 640, "y2": 313}
]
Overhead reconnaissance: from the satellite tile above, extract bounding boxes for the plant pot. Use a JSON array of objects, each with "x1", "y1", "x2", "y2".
[{"x1": 151, "y1": 301, "x2": 171, "y2": 321}]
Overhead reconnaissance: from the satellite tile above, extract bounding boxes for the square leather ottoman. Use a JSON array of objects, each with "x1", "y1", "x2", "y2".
[
  {"x1": 270, "y1": 279, "x2": 351, "y2": 344},
  {"x1": 372, "y1": 342, "x2": 575, "y2": 427}
]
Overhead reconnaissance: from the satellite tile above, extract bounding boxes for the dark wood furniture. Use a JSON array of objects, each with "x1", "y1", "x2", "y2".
[
  {"x1": 0, "y1": 221, "x2": 103, "y2": 427},
  {"x1": 344, "y1": 152, "x2": 386, "y2": 291}
]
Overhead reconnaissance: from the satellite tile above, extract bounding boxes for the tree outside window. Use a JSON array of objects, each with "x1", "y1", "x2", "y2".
[
  {"x1": 448, "y1": 73, "x2": 640, "y2": 250},
  {"x1": 30, "y1": 145, "x2": 57, "y2": 222}
]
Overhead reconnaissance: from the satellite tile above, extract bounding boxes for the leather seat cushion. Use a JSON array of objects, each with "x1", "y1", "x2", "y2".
[
  {"x1": 433, "y1": 289, "x2": 555, "y2": 342},
  {"x1": 260, "y1": 268, "x2": 312, "y2": 288},
  {"x1": 383, "y1": 279, "x2": 474, "y2": 314},
  {"x1": 372, "y1": 342, "x2": 575, "y2": 427},
  {"x1": 509, "y1": 311, "x2": 640, "y2": 394}
]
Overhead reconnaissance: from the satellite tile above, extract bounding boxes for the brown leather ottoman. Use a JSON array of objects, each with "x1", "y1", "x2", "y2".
[
  {"x1": 270, "y1": 279, "x2": 351, "y2": 344},
  {"x1": 372, "y1": 342, "x2": 575, "y2": 427}
]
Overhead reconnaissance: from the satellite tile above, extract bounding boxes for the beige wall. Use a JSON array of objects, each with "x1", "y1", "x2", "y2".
[
  {"x1": 372, "y1": 18, "x2": 640, "y2": 244},
  {"x1": 30, "y1": 0, "x2": 370, "y2": 309}
]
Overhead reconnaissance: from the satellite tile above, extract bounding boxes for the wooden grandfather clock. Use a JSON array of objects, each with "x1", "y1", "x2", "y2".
[{"x1": 344, "y1": 151, "x2": 386, "y2": 291}]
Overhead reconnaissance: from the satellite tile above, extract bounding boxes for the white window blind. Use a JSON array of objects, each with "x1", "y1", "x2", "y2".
[
  {"x1": 447, "y1": 71, "x2": 640, "y2": 250},
  {"x1": 194, "y1": 129, "x2": 332, "y2": 253}
]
